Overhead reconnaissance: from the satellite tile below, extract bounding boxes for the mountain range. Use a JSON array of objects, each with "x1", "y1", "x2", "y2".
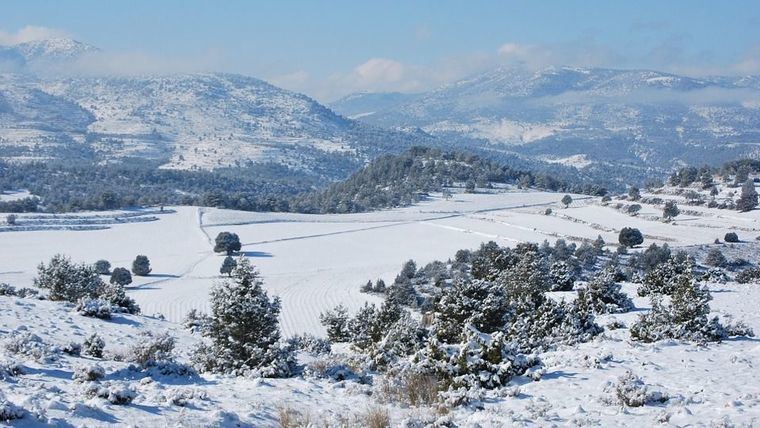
[
  {"x1": 1, "y1": 37, "x2": 759, "y2": 188},
  {"x1": 331, "y1": 66, "x2": 760, "y2": 171}
]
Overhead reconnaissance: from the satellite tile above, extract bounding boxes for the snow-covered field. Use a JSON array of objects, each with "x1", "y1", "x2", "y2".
[{"x1": 1, "y1": 188, "x2": 760, "y2": 426}]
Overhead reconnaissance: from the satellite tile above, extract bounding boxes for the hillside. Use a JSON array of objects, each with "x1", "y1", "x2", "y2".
[{"x1": 331, "y1": 66, "x2": 760, "y2": 171}]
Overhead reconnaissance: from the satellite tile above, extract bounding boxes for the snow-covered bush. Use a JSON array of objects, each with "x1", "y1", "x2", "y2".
[
  {"x1": 549, "y1": 260, "x2": 575, "y2": 291},
  {"x1": 319, "y1": 304, "x2": 350, "y2": 342},
  {"x1": 303, "y1": 356, "x2": 369, "y2": 383},
  {"x1": 701, "y1": 267, "x2": 729, "y2": 283},
  {"x1": 433, "y1": 278, "x2": 509, "y2": 342},
  {"x1": 193, "y1": 258, "x2": 294, "y2": 376},
  {"x1": 0, "y1": 393, "x2": 24, "y2": 422},
  {"x1": 637, "y1": 254, "x2": 693, "y2": 296},
  {"x1": 704, "y1": 248, "x2": 727, "y2": 268},
  {"x1": 503, "y1": 292, "x2": 602, "y2": 353},
  {"x1": 581, "y1": 269, "x2": 634, "y2": 314},
  {"x1": 34, "y1": 254, "x2": 104, "y2": 302},
  {"x1": 82, "y1": 381, "x2": 136, "y2": 404},
  {"x1": 288, "y1": 334, "x2": 331, "y2": 355},
  {"x1": 736, "y1": 267, "x2": 760, "y2": 284},
  {"x1": 83, "y1": 333, "x2": 105, "y2": 358},
  {"x1": 603, "y1": 371, "x2": 668, "y2": 407},
  {"x1": 98, "y1": 282, "x2": 140, "y2": 314},
  {"x1": 62, "y1": 341, "x2": 82, "y2": 356},
  {"x1": 631, "y1": 272, "x2": 754, "y2": 343},
  {"x1": 182, "y1": 309, "x2": 211, "y2": 334},
  {"x1": 414, "y1": 326, "x2": 542, "y2": 398},
  {"x1": 346, "y1": 301, "x2": 403, "y2": 351},
  {"x1": 75, "y1": 297, "x2": 112, "y2": 319},
  {"x1": 369, "y1": 311, "x2": 427, "y2": 368},
  {"x1": 0, "y1": 359, "x2": 24, "y2": 379},
  {"x1": 72, "y1": 363, "x2": 105, "y2": 383},
  {"x1": 3, "y1": 330, "x2": 59, "y2": 362},
  {"x1": 126, "y1": 331, "x2": 175, "y2": 368}
]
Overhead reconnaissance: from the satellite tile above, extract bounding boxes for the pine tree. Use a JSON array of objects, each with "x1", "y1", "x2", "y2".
[
  {"x1": 34, "y1": 254, "x2": 104, "y2": 302},
  {"x1": 736, "y1": 179, "x2": 758, "y2": 212},
  {"x1": 618, "y1": 227, "x2": 644, "y2": 248},
  {"x1": 205, "y1": 258, "x2": 287, "y2": 374},
  {"x1": 628, "y1": 186, "x2": 641, "y2": 201},
  {"x1": 662, "y1": 200, "x2": 680, "y2": 221},
  {"x1": 219, "y1": 256, "x2": 237, "y2": 277},
  {"x1": 561, "y1": 194, "x2": 573, "y2": 208},
  {"x1": 94, "y1": 260, "x2": 111, "y2": 275},
  {"x1": 110, "y1": 267, "x2": 132, "y2": 286},
  {"x1": 582, "y1": 268, "x2": 634, "y2": 314},
  {"x1": 319, "y1": 304, "x2": 350, "y2": 342},
  {"x1": 131, "y1": 255, "x2": 151, "y2": 276}
]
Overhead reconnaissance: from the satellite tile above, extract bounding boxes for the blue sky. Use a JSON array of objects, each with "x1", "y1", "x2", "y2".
[{"x1": 1, "y1": 0, "x2": 759, "y2": 101}]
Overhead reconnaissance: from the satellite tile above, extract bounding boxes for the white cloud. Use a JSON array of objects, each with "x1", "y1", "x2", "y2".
[{"x1": 0, "y1": 25, "x2": 70, "y2": 46}]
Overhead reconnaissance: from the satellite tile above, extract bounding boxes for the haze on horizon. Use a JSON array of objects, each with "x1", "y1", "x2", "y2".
[{"x1": 1, "y1": 0, "x2": 759, "y2": 102}]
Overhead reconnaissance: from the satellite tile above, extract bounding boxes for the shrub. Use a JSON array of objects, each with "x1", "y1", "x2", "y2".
[
  {"x1": 83, "y1": 333, "x2": 105, "y2": 358},
  {"x1": 631, "y1": 271, "x2": 753, "y2": 343},
  {"x1": 561, "y1": 194, "x2": 573, "y2": 208},
  {"x1": 662, "y1": 200, "x2": 680, "y2": 220},
  {"x1": 72, "y1": 364, "x2": 105, "y2": 383},
  {"x1": 75, "y1": 298, "x2": 112, "y2": 319},
  {"x1": 603, "y1": 371, "x2": 668, "y2": 407},
  {"x1": 83, "y1": 382, "x2": 136, "y2": 405},
  {"x1": 93, "y1": 260, "x2": 111, "y2": 275},
  {"x1": 5, "y1": 214, "x2": 17, "y2": 226},
  {"x1": 3, "y1": 331, "x2": 59, "y2": 363},
  {"x1": 183, "y1": 309, "x2": 211, "y2": 334},
  {"x1": 126, "y1": 332, "x2": 176, "y2": 367},
  {"x1": 0, "y1": 393, "x2": 24, "y2": 422},
  {"x1": 724, "y1": 232, "x2": 740, "y2": 243},
  {"x1": 637, "y1": 255, "x2": 692, "y2": 296},
  {"x1": 618, "y1": 228, "x2": 643, "y2": 248},
  {"x1": 131, "y1": 255, "x2": 152, "y2": 276},
  {"x1": 549, "y1": 260, "x2": 575, "y2": 291},
  {"x1": 34, "y1": 254, "x2": 104, "y2": 302},
  {"x1": 582, "y1": 269, "x2": 634, "y2": 314},
  {"x1": 704, "y1": 248, "x2": 727, "y2": 268},
  {"x1": 98, "y1": 282, "x2": 140, "y2": 314},
  {"x1": 736, "y1": 267, "x2": 760, "y2": 284}
]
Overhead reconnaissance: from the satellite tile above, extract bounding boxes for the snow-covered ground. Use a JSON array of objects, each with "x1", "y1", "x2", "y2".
[
  {"x1": 1, "y1": 189, "x2": 760, "y2": 426},
  {"x1": 2, "y1": 190, "x2": 758, "y2": 335}
]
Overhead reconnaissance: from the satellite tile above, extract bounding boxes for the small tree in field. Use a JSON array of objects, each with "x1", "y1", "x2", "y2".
[
  {"x1": 736, "y1": 179, "x2": 758, "y2": 212},
  {"x1": 220, "y1": 256, "x2": 237, "y2": 276},
  {"x1": 561, "y1": 194, "x2": 573, "y2": 208},
  {"x1": 110, "y1": 267, "x2": 132, "y2": 286},
  {"x1": 94, "y1": 260, "x2": 111, "y2": 275},
  {"x1": 132, "y1": 255, "x2": 151, "y2": 276},
  {"x1": 619, "y1": 227, "x2": 643, "y2": 248},
  {"x1": 628, "y1": 186, "x2": 641, "y2": 201},
  {"x1": 6, "y1": 214, "x2": 17, "y2": 225},
  {"x1": 662, "y1": 200, "x2": 680, "y2": 221},
  {"x1": 214, "y1": 232, "x2": 242, "y2": 255}
]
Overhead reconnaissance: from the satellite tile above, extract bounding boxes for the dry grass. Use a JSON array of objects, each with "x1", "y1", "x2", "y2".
[
  {"x1": 379, "y1": 370, "x2": 441, "y2": 407},
  {"x1": 277, "y1": 405, "x2": 313, "y2": 428},
  {"x1": 363, "y1": 406, "x2": 390, "y2": 428}
]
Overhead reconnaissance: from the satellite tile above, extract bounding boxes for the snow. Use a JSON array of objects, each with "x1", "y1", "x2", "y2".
[{"x1": 1, "y1": 189, "x2": 760, "y2": 426}]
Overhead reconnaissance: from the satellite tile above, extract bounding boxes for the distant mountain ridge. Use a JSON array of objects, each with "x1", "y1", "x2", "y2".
[{"x1": 331, "y1": 66, "x2": 760, "y2": 170}]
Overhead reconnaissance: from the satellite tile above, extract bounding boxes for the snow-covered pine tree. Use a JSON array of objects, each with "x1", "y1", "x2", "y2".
[
  {"x1": 203, "y1": 258, "x2": 292, "y2": 375},
  {"x1": 581, "y1": 268, "x2": 634, "y2": 314},
  {"x1": 319, "y1": 304, "x2": 350, "y2": 342},
  {"x1": 34, "y1": 254, "x2": 104, "y2": 302}
]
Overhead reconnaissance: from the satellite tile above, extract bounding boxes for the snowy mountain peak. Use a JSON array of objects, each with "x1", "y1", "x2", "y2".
[{"x1": 12, "y1": 37, "x2": 99, "y2": 63}]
